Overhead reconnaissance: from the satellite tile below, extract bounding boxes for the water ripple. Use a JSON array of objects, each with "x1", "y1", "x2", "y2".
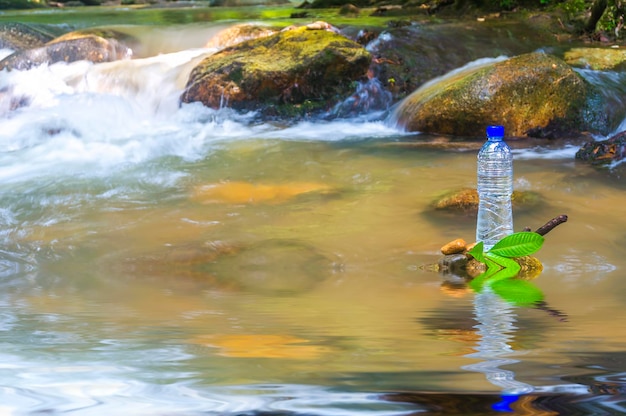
[{"x1": 0, "y1": 379, "x2": 419, "y2": 415}]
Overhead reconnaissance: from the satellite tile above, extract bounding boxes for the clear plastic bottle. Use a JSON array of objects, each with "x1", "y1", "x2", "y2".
[{"x1": 476, "y1": 125, "x2": 513, "y2": 251}]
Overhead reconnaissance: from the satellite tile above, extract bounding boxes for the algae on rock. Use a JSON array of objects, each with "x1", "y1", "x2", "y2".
[
  {"x1": 181, "y1": 26, "x2": 371, "y2": 117},
  {"x1": 390, "y1": 52, "x2": 593, "y2": 138}
]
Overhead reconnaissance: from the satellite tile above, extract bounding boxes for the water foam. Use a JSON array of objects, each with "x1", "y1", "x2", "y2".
[
  {"x1": 0, "y1": 48, "x2": 405, "y2": 186},
  {"x1": 0, "y1": 50, "x2": 263, "y2": 183}
]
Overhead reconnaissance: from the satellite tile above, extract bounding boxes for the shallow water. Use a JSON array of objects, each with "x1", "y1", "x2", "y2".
[{"x1": 0, "y1": 9, "x2": 625, "y2": 415}]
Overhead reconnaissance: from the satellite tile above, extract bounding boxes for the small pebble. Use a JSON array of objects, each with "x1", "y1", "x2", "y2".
[{"x1": 440, "y1": 238, "x2": 467, "y2": 255}]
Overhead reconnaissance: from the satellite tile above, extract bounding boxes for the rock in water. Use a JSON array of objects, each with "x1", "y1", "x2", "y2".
[
  {"x1": 576, "y1": 130, "x2": 626, "y2": 165},
  {"x1": 390, "y1": 52, "x2": 595, "y2": 138},
  {"x1": 181, "y1": 25, "x2": 371, "y2": 117},
  {"x1": 191, "y1": 181, "x2": 332, "y2": 204},
  {"x1": 0, "y1": 34, "x2": 132, "y2": 71}
]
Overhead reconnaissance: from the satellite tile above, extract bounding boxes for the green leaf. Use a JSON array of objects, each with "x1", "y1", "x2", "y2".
[
  {"x1": 469, "y1": 255, "x2": 515, "y2": 292},
  {"x1": 468, "y1": 241, "x2": 485, "y2": 263},
  {"x1": 468, "y1": 264, "x2": 499, "y2": 292},
  {"x1": 490, "y1": 278, "x2": 544, "y2": 307},
  {"x1": 489, "y1": 232, "x2": 544, "y2": 258},
  {"x1": 485, "y1": 252, "x2": 521, "y2": 275}
]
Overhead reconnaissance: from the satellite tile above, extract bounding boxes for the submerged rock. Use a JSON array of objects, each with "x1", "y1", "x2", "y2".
[
  {"x1": 390, "y1": 52, "x2": 592, "y2": 138},
  {"x1": 181, "y1": 25, "x2": 371, "y2": 117},
  {"x1": 190, "y1": 333, "x2": 331, "y2": 359},
  {"x1": 191, "y1": 181, "x2": 333, "y2": 204},
  {"x1": 464, "y1": 255, "x2": 543, "y2": 279},
  {"x1": 204, "y1": 239, "x2": 334, "y2": 295},
  {"x1": 111, "y1": 238, "x2": 334, "y2": 295},
  {"x1": 0, "y1": 33, "x2": 132, "y2": 71},
  {"x1": 432, "y1": 187, "x2": 543, "y2": 214}
]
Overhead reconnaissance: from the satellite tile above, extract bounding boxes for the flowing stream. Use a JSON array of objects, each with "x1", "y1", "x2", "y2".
[{"x1": 0, "y1": 7, "x2": 625, "y2": 415}]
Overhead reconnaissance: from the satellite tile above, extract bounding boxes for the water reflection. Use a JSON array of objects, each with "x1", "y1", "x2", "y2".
[
  {"x1": 439, "y1": 251, "x2": 557, "y2": 400},
  {"x1": 462, "y1": 287, "x2": 534, "y2": 396}
]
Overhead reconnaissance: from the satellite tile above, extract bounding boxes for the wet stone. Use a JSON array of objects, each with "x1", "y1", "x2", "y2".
[
  {"x1": 438, "y1": 253, "x2": 468, "y2": 276},
  {"x1": 440, "y1": 238, "x2": 467, "y2": 255},
  {"x1": 465, "y1": 258, "x2": 486, "y2": 278},
  {"x1": 432, "y1": 188, "x2": 543, "y2": 214}
]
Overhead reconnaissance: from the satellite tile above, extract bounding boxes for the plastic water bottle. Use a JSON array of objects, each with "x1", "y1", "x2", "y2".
[{"x1": 476, "y1": 125, "x2": 513, "y2": 251}]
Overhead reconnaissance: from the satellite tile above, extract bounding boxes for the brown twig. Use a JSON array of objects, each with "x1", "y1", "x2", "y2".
[
  {"x1": 535, "y1": 214, "x2": 568, "y2": 236},
  {"x1": 523, "y1": 214, "x2": 568, "y2": 235}
]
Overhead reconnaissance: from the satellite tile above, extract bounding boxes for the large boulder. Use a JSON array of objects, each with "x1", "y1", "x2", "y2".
[
  {"x1": 389, "y1": 52, "x2": 595, "y2": 138},
  {"x1": 0, "y1": 33, "x2": 132, "y2": 71},
  {"x1": 0, "y1": 22, "x2": 62, "y2": 52},
  {"x1": 349, "y1": 15, "x2": 575, "y2": 105},
  {"x1": 181, "y1": 25, "x2": 371, "y2": 117}
]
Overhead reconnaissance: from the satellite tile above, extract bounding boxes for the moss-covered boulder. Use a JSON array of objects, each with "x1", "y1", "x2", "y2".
[
  {"x1": 0, "y1": 33, "x2": 132, "y2": 71},
  {"x1": 432, "y1": 187, "x2": 543, "y2": 214},
  {"x1": 564, "y1": 47, "x2": 626, "y2": 71},
  {"x1": 181, "y1": 25, "x2": 371, "y2": 117},
  {"x1": 361, "y1": 16, "x2": 580, "y2": 106},
  {"x1": 390, "y1": 52, "x2": 594, "y2": 138},
  {"x1": 575, "y1": 130, "x2": 626, "y2": 165}
]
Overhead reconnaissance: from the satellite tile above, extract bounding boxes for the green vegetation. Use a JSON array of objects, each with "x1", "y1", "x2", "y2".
[
  {"x1": 0, "y1": 0, "x2": 621, "y2": 40},
  {"x1": 469, "y1": 232, "x2": 544, "y2": 274},
  {"x1": 0, "y1": 0, "x2": 46, "y2": 9},
  {"x1": 468, "y1": 232, "x2": 545, "y2": 306}
]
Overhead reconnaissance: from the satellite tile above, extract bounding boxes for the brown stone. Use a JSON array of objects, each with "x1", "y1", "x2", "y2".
[{"x1": 441, "y1": 238, "x2": 467, "y2": 255}]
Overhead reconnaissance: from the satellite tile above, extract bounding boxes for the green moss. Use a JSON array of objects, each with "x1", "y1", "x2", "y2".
[
  {"x1": 564, "y1": 47, "x2": 626, "y2": 71},
  {"x1": 396, "y1": 52, "x2": 588, "y2": 137},
  {"x1": 184, "y1": 26, "x2": 370, "y2": 113}
]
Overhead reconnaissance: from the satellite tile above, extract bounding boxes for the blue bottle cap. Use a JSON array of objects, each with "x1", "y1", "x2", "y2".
[{"x1": 486, "y1": 125, "x2": 505, "y2": 137}]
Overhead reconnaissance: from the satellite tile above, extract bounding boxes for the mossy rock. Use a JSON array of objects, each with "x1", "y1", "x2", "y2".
[
  {"x1": 181, "y1": 26, "x2": 371, "y2": 117},
  {"x1": 390, "y1": 52, "x2": 593, "y2": 138},
  {"x1": 465, "y1": 255, "x2": 543, "y2": 280},
  {"x1": 433, "y1": 187, "x2": 542, "y2": 214},
  {"x1": 441, "y1": 253, "x2": 543, "y2": 281},
  {"x1": 564, "y1": 47, "x2": 626, "y2": 71}
]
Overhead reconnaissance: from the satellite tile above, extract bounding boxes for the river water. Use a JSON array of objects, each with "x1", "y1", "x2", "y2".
[{"x1": 0, "y1": 7, "x2": 625, "y2": 415}]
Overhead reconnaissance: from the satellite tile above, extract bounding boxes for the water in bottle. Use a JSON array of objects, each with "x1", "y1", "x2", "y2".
[{"x1": 476, "y1": 125, "x2": 513, "y2": 251}]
